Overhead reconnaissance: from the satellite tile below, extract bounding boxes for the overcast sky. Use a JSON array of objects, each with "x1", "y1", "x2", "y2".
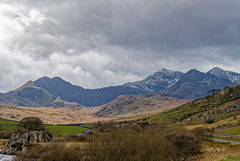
[{"x1": 1, "y1": 0, "x2": 240, "y2": 92}]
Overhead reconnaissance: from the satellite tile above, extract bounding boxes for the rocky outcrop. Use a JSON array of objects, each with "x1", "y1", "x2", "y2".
[
  {"x1": 1, "y1": 131, "x2": 52, "y2": 155},
  {"x1": 200, "y1": 109, "x2": 220, "y2": 120},
  {"x1": 29, "y1": 131, "x2": 52, "y2": 143},
  {"x1": 223, "y1": 101, "x2": 240, "y2": 112},
  {"x1": 199, "y1": 101, "x2": 240, "y2": 120}
]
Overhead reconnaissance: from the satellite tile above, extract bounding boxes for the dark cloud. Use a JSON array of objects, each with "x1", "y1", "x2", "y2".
[{"x1": 0, "y1": 0, "x2": 240, "y2": 92}]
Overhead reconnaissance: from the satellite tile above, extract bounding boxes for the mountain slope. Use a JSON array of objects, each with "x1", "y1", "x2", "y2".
[
  {"x1": 95, "y1": 95, "x2": 188, "y2": 118},
  {"x1": 0, "y1": 81, "x2": 83, "y2": 108},
  {"x1": 125, "y1": 68, "x2": 184, "y2": 93},
  {"x1": 160, "y1": 69, "x2": 235, "y2": 99},
  {"x1": 34, "y1": 77, "x2": 144, "y2": 107},
  {"x1": 33, "y1": 69, "x2": 184, "y2": 107}
]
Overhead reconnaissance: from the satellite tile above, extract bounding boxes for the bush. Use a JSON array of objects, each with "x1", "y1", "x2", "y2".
[
  {"x1": 18, "y1": 117, "x2": 44, "y2": 131},
  {"x1": 16, "y1": 143, "x2": 85, "y2": 161},
  {"x1": 165, "y1": 130, "x2": 202, "y2": 161},
  {"x1": 192, "y1": 127, "x2": 213, "y2": 141},
  {"x1": 205, "y1": 118, "x2": 214, "y2": 124},
  {"x1": 94, "y1": 121, "x2": 117, "y2": 132},
  {"x1": 88, "y1": 132, "x2": 168, "y2": 161},
  {"x1": 87, "y1": 125, "x2": 202, "y2": 161}
]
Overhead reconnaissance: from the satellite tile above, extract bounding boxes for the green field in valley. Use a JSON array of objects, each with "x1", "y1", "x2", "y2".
[
  {"x1": 215, "y1": 126, "x2": 240, "y2": 136},
  {"x1": 0, "y1": 120, "x2": 91, "y2": 135},
  {"x1": 0, "y1": 120, "x2": 18, "y2": 130}
]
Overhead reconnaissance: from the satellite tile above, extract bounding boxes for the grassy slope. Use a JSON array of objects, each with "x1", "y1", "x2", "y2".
[
  {"x1": 221, "y1": 154, "x2": 240, "y2": 161},
  {"x1": 149, "y1": 84, "x2": 240, "y2": 127}
]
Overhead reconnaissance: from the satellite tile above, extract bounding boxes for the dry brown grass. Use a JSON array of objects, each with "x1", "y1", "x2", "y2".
[
  {"x1": 0, "y1": 139, "x2": 7, "y2": 149},
  {"x1": 197, "y1": 141, "x2": 240, "y2": 161},
  {"x1": 0, "y1": 105, "x2": 111, "y2": 124}
]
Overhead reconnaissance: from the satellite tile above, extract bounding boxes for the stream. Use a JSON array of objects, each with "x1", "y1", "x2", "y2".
[
  {"x1": 0, "y1": 154, "x2": 15, "y2": 161},
  {"x1": 212, "y1": 138, "x2": 240, "y2": 144},
  {"x1": 0, "y1": 150, "x2": 15, "y2": 161}
]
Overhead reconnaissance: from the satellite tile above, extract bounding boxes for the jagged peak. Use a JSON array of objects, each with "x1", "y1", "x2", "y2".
[
  {"x1": 35, "y1": 76, "x2": 50, "y2": 81},
  {"x1": 157, "y1": 68, "x2": 172, "y2": 73},
  {"x1": 211, "y1": 67, "x2": 224, "y2": 71},
  {"x1": 187, "y1": 68, "x2": 201, "y2": 73},
  {"x1": 208, "y1": 67, "x2": 225, "y2": 73},
  {"x1": 11, "y1": 80, "x2": 38, "y2": 92}
]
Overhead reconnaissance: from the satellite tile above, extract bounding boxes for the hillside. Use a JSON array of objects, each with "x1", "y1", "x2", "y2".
[
  {"x1": 0, "y1": 104, "x2": 109, "y2": 124},
  {"x1": 150, "y1": 84, "x2": 240, "y2": 127},
  {"x1": 94, "y1": 95, "x2": 188, "y2": 118}
]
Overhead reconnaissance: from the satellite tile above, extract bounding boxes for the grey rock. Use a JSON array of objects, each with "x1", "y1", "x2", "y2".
[
  {"x1": 223, "y1": 101, "x2": 240, "y2": 112},
  {"x1": 1, "y1": 131, "x2": 52, "y2": 155},
  {"x1": 200, "y1": 109, "x2": 219, "y2": 120}
]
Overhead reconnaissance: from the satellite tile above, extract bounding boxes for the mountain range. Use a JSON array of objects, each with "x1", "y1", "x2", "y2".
[{"x1": 0, "y1": 67, "x2": 239, "y2": 107}]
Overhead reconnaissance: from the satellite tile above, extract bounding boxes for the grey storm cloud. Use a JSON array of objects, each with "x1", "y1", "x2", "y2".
[{"x1": 0, "y1": 0, "x2": 240, "y2": 92}]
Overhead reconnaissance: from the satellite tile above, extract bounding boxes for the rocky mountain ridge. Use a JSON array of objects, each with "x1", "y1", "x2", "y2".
[
  {"x1": 0, "y1": 67, "x2": 239, "y2": 107},
  {"x1": 160, "y1": 68, "x2": 235, "y2": 99}
]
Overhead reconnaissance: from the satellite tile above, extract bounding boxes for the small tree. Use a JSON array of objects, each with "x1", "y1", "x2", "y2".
[{"x1": 19, "y1": 117, "x2": 44, "y2": 131}]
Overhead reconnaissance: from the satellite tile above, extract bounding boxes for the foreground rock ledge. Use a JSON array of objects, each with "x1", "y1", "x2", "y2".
[{"x1": 1, "y1": 131, "x2": 52, "y2": 155}]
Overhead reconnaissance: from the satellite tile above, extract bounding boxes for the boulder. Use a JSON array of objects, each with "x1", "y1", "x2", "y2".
[{"x1": 1, "y1": 131, "x2": 52, "y2": 155}]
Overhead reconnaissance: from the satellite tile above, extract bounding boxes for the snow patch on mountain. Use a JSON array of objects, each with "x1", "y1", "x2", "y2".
[
  {"x1": 208, "y1": 67, "x2": 240, "y2": 84},
  {"x1": 125, "y1": 68, "x2": 184, "y2": 93}
]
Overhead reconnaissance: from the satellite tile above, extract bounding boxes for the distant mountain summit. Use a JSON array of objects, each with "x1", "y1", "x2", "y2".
[
  {"x1": 125, "y1": 68, "x2": 184, "y2": 94},
  {"x1": 160, "y1": 68, "x2": 235, "y2": 99},
  {"x1": 208, "y1": 67, "x2": 240, "y2": 84},
  {"x1": 0, "y1": 79, "x2": 84, "y2": 108},
  {"x1": 0, "y1": 67, "x2": 240, "y2": 107}
]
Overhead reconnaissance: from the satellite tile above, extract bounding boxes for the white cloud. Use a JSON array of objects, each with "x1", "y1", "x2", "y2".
[{"x1": 1, "y1": 0, "x2": 240, "y2": 92}]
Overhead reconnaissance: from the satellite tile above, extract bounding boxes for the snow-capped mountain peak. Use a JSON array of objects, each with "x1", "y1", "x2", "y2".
[
  {"x1": 125, "y1": 69, "x2": 184, "y2": 93},
  {"x1": 208, "y1": 67, "x2": 240, "y2": 84}
]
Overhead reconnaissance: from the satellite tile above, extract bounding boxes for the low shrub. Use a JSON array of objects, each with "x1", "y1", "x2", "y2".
[
  {"x1": 16, "y1": 143, "x2": 86, "y2": 161},
  {"x1": 205, "y1": 118, "x2": 214, "y2": 124},
  {"x1": 87, "y1": 125, "x2": 202, "y2": 161}
]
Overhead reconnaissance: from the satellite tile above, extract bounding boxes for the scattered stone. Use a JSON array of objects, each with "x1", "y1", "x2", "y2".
[
  {"x1": 200, "y1": 109, "x2": 219, "y2": 120},
  {"x1": 223, "y1": 101, "x2": 240, "y2": 112}
]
